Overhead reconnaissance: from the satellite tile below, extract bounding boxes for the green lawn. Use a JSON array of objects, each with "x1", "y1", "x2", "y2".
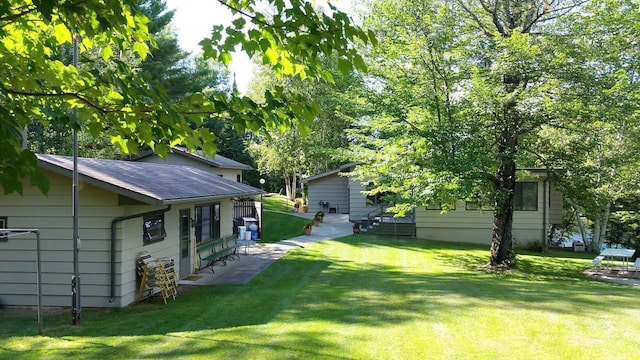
[
  {"x1": 260, "y1": 210, "x2": 309, "y2": 243},
  {"x1": 260, "y1": 194, "x2": 309, "y2": 243},
  {"x1": 261, "y1": 194, "x2": 297, "y2": 213},
  {"x1": 2, "y1": 237, "x2": 639, "y2": 359}
]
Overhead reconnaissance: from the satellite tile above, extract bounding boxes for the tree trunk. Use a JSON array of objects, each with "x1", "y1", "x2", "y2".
[
  {"x1": 283, "y1": 172, "x2": 298, "y2": 201},
  {"x1": 591, "y1": 202, "x2": 611, "y2": 252},
  {"x1": 571, "y1": 200, "x2": 590, "y2": 248},
  {"x1": 489, "y1": 133, "x2": 517, "y2": 267},
  {"x1": 284, "y1": 173, "x2": 293, "y2": 201}
]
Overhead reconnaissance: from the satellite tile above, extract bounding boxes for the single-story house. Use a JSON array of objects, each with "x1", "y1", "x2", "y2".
[
  {"x1": 303, "y1": 164, "x2": 563, "y2": 245},
  {"x1": 131, "y1": 146, "x2": 253, "y2": 183},
  {"x1": 301, "y1": 162, "x2": 405, "y2": 222},
  {"x1": 300, "y1": 162, "x2": 359, "y2": 216},
  {"x1": 416, "y1": 169, "x2": 563, "y2": 245},
  {"x1": 0, "y1": 154, "x2": 262, "y2": 308}
]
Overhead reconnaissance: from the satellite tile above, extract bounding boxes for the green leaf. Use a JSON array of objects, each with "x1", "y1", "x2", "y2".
[
  {"x1": 133, "y1": 42, "x2": 149, "y2": 59},
  {"x1": 353, "y1": 54, "x2": 367, "y2": 72},
  {"x1": 101, "y1": 46, "x2": 113, "y2": 61},
  {"x1": 33, "y1": 0, "x2": 55, "y2": 21},
  {"x1": 52, "y1": 24, "x2": 72, "y2": 45},
  {"x1": 337, "y1": 58, "x2": 352, "y2": 74},
  {"x1": 368, "y1": 30, "x2": 378, "y2": 46},
  {"x1": 264, "y1": 47, "x2": 278, "y2": 65},
  {"x1": 220, "y1": 51, "x2": 232, "y2": 66},
  {"x1": 232, "y1": 17, "x2": 246, "y2": 29}
]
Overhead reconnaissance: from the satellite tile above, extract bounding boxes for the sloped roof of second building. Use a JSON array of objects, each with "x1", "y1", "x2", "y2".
[{"x1": 37, "y1": 154, "x2": 262, "y2": 205}]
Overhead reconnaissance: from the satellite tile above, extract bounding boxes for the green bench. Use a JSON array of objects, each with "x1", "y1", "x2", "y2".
[{"x1": 197, "y1": 235, "x2": 238, "y2": 272}]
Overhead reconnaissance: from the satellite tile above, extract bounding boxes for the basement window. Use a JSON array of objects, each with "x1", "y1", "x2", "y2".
[{"x1": 143, "y1": 214, "x2": 167, "y2": 245}]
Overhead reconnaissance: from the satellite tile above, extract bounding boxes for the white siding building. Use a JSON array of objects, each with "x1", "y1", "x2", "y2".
[
  {"x1": 416, "y1": 172, "x2": 563, "y2": 245},
  {"x1": 0, "y1": 155, "x2": 261, "y2": 308}
]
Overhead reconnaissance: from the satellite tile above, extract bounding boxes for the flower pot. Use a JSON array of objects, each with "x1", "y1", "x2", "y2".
[
  {"x1": 314, "y1": 220, "x2": 320, "y2": 227},
  {"x1": 304, "y1": 228, "x2": 312, "y2": 235}
]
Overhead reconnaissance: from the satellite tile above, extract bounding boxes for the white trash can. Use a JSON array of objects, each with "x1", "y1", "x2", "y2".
[{"x1": 238, "y1": 226, "x2": 246, "y2": 240}]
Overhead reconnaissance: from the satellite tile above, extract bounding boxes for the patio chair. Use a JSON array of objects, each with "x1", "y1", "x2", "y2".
[{"x1": 632, "y1": 258, "x2": 640, "y2": 278}]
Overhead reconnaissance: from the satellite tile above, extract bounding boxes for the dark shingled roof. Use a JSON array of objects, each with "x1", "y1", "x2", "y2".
[{"x1": 38, "y1": 154, "x2": 262, "y2": 205}]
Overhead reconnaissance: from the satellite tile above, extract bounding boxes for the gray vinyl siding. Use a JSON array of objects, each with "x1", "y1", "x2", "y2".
[
  {"x1": 306, "y1": 174, "x2": 349, "y2": 215},
  {"x1": 0, "y1": 171, "x2": 122, "y2": 308},
  {"x1": 0, "y1": 171, "x2": 237, "y2": 308},
  {"x1": 348, "y1": 178, "x2": 380, "y2": 222},
  {"x1": 549, "y1": 183, "x2": 563, "y2": 225}
]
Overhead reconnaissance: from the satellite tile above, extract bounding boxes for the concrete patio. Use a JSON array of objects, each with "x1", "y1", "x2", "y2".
[{"x1": 178, "y1": 213, "x2": 353, "y2": 286}]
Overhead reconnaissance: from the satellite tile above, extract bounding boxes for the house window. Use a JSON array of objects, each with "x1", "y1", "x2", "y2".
[
  {"x1": 236, "y1": 174, "x2": 241, "y2": 182},
  {"x1": 0, "y1": 216, "x2": 7, "y2": 241},
  {"x1": 426, "y1": 203, "x2": 456, "y2": 211},
  {"x1": 465, "y1": 200, "x2": 493, "y2": 211},
  {"x1": 195, "y1": 203, "x2": 220, "y2": 244},
  {"x1": 514, "y1": 182, "x2": 538, "y2": 211},
  {"x1": 143, "y1": 214, "x2": 167, "y2": 245}
]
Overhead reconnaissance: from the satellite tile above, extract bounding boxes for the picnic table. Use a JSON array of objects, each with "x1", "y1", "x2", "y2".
[{"x1": 599, "y1": 248, "x2": 636, "y2": 270}]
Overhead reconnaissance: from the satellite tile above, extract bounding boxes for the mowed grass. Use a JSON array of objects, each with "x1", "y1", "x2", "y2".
[
  {"x1": 2, "y1": 237, "x2": 640, "y2": 359},
  {"x1": 260, "y1": 210, "x2": 309, "y2": 243},
  {"x1": 261, "y1": 194, "x2": 297, "y2": 213},
  {"x1": 260, "y1": 194, "x2": 309, "y2": 243}
]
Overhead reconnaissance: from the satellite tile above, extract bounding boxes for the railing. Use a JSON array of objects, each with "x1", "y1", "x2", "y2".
[
  {"x1": 363, "y1": 205, "x2": 387, "y2": 229},
  {"x1": 362, "y1": 205, "x2": 415, "y2": 229}
]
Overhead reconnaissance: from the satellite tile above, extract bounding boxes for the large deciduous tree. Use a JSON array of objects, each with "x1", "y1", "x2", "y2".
[
  {"x1": 0, "y1": 0, "x2": 373, "y2": 194},
  {"x1": 355, "y1": 0, "x2": 583, "y2": 266}
]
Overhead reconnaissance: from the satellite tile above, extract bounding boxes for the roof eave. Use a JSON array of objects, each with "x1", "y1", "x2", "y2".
[{"x1": 160, "y1": 191, "x2": 264, "y2": 205}]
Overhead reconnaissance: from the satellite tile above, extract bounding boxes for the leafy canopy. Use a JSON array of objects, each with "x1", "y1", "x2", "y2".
[{"x1": 0, "y1": 0, "x2": 374, "y2": 194}]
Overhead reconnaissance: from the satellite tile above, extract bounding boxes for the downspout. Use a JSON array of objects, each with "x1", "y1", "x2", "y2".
[
  {"x1": 109, "y1": 205, "x2": 171, "y2": 303},
  {"x1": 542, "y1": 178, "x2": 549, "y2": 252}
]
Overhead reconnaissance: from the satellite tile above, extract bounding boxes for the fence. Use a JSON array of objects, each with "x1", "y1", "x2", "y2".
[{"x1": 233, "y1": 200, "x2": 262, "y2": 236}]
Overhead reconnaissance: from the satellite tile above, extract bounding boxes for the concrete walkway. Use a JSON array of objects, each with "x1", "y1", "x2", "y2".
[{"x1": 178, "y1": 213, "x2": 353, "y2": 286}]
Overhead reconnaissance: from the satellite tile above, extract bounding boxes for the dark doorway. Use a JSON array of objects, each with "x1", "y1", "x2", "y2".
[{"x1": 179, "y1": 209, "x2": 191, "y2": 278}]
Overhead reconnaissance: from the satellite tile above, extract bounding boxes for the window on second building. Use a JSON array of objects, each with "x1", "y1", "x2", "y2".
[
  {"x1": 514, "y1": 182, "x2": 538, "y2": 211},
  {"x1": 465, "y1": 200, "x2": 493, "y2": 211},
  {"x1": 426, "y1": 203, "x2": 456, "y2": 211},
  {"x1": 195, "y1": 203, "x2": 220, "y2": 244},
  {"x1": 143, "y1": 214, "x2": 167, "y2": 245}
]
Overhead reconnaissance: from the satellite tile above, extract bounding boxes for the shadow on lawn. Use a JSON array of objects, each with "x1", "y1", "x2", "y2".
[{"x1": 3, "y1": 237, "x2": 638, "y2": 346}]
